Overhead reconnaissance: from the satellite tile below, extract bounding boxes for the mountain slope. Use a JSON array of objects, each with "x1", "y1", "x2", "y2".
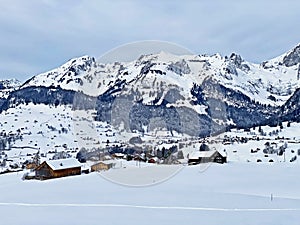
[
  {"x1": 21, "y1": 46, "x2": 300, "y2": 106},
  {"x1": 0, "y1": 79, "x2": 21, "y2": 98},
  {"x1": 2, "y1": 43, "x2": 300, "y2": 137}
]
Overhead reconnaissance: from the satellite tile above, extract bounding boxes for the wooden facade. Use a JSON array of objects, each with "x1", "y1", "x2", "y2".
[
  {"x1": 35, "y1": 159, "x2": 81, "y2": 180},
  {"x1": 188, "y1": 150, "x2": 227, "y2": 165},
  {"x1": 91, "y1": 162, "x2": 114, "y2": 172},
  {"x1": 26, "y1": 162, "x2": 38, "y2": 170}
]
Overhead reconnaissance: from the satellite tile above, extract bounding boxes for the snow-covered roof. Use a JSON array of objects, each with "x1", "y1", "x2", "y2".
[
  {"x1": 44, "y1": 158, "x2": 82, "y2": 171},
  {"x1": 190, "y1": 150, "x2": 224, "y2": 159},
  {"x1": 114, "y1": 153, "x2": 125, "y2": 157},
  {"x1": 92, "y1": 161, "x2": 114, "y2": 166}
]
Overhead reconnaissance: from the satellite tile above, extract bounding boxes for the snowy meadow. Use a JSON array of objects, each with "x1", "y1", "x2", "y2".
[{"x1": 0, "y1": 162, "x2": 300, "y2": 225}]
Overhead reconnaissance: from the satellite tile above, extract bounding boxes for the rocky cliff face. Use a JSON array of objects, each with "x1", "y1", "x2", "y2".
[
  {"x1": 280, "y1": 88, "x2": 300, "y2": 122},
  {"x1": 283, "y1": 44, "x2": 300, "y2": 67}
]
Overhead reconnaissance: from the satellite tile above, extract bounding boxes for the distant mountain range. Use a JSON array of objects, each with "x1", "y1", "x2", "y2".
[{"x1": 1, "y1": 43, "x2": 300, "y2": 137}]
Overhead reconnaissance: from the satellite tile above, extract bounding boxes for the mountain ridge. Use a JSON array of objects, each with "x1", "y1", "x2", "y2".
[
  {"x1": 1, "y1": 43, "x2": 300, "y2": 137},
  {"x1": 20, "y1": 43, "x2": 300, "y2": 105}
]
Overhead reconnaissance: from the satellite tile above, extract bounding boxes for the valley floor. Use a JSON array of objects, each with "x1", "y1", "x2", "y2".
[{"x1": 0, "y1": 162, "x2": 299, "y2": 225}]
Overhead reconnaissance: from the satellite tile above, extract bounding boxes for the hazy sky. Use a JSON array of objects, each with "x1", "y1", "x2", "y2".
[{"x1": 1, "y1": 0, "x2": 300, "y2": 81}]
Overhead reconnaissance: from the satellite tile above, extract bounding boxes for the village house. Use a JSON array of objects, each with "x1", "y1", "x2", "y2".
[
  {"x1": 35, "y1": 158, "x2": 82, "y2": 180},
  {"x1": 112, "y1": 153, "x2": 125, "y2": 159},
  {"x1": 148, "y1": 157, "x2": 159, "y2": 164},
  {"x1": 25, "y1": 162, "x2": 39, "y2": 170},
  {"x1": 91, "y1": 161, "x2": 114, "y2": 172},
  {"x1": 188, "y1": 150, "x2": 227, "y2": 165}
]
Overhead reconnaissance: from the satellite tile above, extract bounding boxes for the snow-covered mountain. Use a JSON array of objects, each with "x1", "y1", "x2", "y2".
[
  {"x1": 21, "y1": 45, "x2": 300, "y2": 105},
  {"x1": 0, "y1": 79, "x2": 21, "y2": 98},
  {"x1": 2, "y1": 43, "x2": 300, "y2": 136}
]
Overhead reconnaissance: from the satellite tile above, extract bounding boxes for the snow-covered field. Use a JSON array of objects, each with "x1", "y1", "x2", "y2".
[
  {"x1": 0, "y1": 163, "x2": 300, "y2": 225},
  {"x1": 1, "y1": 101, "x2": 300, "y2": 224},
  {"x1": 216, "y1": 122, "x2": 300, "y2": 164}
]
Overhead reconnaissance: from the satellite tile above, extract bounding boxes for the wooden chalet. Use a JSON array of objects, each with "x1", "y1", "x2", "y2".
[
  {"x1": 35, "y1": 158, "x2": 82, "y2": 180},
  {"x1": 91, "y1": 161, "x2": 114, "y2": 172},
  {"x1": 188, "y1": 150, "x2": 227, "y2": 165},
  {"x1": 26, "y1": 162, "x2": 39, "y2": 170}
]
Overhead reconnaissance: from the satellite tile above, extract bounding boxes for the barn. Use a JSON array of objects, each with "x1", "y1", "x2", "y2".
[
  {"x1": 188, "y1": 150, "x2": 227, "y2": 165},
  {"x1": 91, "y1": 162, "x2": 114, "y2": 172},
  {"x1": 35, "y1": 158, "x2": 82, "y2": 180}
]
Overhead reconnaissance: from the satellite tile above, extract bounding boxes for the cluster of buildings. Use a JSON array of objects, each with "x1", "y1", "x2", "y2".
[
  {"x1": 27, "y1": 148, "x2": 227, "y2": 180},
  {"x1": 26, "y1": 158, "x2": 114, "y2": 180}
]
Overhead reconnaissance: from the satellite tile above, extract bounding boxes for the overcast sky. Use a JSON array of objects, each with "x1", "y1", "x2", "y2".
[{"x1": 1, "y1": 0, "x2": 300, "y2": 81}]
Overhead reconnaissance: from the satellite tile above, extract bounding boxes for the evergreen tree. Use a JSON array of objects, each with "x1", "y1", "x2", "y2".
[{"x1": 33, "y1": 151, "x2": 40, "y2": 165}]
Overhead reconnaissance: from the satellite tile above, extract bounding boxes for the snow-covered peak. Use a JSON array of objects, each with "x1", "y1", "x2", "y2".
[
  {"x1": 22, "y1": 55, "x2": 96, "y2": 89},
  {"x1": 0, "y1": 79, "x2": 21, "y2": 90},
  {"x1": 17, "y1": 44, "x2": 300, "y2": 106},
  {"x1": 0, "y1": 79, "x2": 21, "y2": 98},
  {"x1": 155, "y1": 51, "x2": 190, "y2": 62},
  {"x1": 135, "y1": 51, "x2": 186, "y2": 64},
  {"x1": 262, "y1": 43, "x2": 300, "y2": 68}
]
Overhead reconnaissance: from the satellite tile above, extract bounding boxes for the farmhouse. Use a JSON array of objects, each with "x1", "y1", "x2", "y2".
[
  {"x1": 188, "y1": 150, "x2": 227, "y2": 165},
  {"x1": 91, "y1": 161, "x2": 114, "y2": 172},
  {"x1": 35, "y1": 158, "x2": 82, "y2": 180},
  {"x1": 26, "y1": 162, "x2": 39, "y2": 170}
]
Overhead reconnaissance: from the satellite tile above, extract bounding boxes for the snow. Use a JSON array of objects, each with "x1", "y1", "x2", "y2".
[
  {"x1": 114, "y1": 153, "x2": 125, "y2": 158},
  {"x1": 208, "y1": 57, "x2": 299, "y2": 106},
  {"x1": 20, "y1": 48, "x2": 299, "y2": 109},
  {"x1": 0, "y1": 163, "x2": 300, "y2": 225},
  {"x1": 190, "y1": 150, "x2": 220, "y2": 159},
  {"x1": 0, "y1": 79, "x2": 21, "y2": 98},
  {"x1": 100, "y1": 162, "x2": 183, "y2": 186},
  {"x1": 0, "y1": 103, "x2": 300, "y2": 224},
  {"x1": 45, "y1": 158, "x2": 82, "y2": 170},
  {"x1": 1, "y1": 101, "x2": 300, "y2": 170},
  {"x1": 2, "y1": 46, "x2": 300, "y2": 224},
  {"x1": 211, "y1": 122, "x2": 300, "y2": 164}
]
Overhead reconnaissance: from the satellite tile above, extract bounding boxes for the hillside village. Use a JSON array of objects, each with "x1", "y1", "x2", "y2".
[{"x1": 0, "y1": 102, "x2": 299, "y2": 180}]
